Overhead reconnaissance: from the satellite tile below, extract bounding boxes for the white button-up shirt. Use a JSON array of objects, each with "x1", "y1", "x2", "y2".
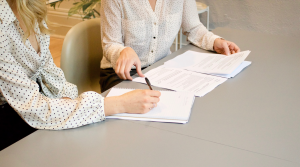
[
  {"x1": 0, "y1": 0, "x2": 105, "y2": 130},
  {"x1": 100, "y1": 0, "x2": 220, "y2": 69}
]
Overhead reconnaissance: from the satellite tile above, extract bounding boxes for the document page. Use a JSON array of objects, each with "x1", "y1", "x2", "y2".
[
  {"x1": 133, "y1": 65, "x2": 227, "y2": 97},
  {"x1": 106, "y1": 88, "x2": 195, "y2": 123},
  {"x1": 209, "y1": 61, "x2": 252, "y2": 78},
  {"x1": 164, "y1": 50, "x2": 251, "y2": 75}
]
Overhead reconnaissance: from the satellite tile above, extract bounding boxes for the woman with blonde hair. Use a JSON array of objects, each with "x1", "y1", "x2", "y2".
[{"x1": 0, "y1": 0, "x2": 160, "y2": 150}]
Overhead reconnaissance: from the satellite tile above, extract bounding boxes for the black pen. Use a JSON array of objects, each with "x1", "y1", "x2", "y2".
[{"x1": 145, "y1": 77, "x2": 153, "y2": 90}]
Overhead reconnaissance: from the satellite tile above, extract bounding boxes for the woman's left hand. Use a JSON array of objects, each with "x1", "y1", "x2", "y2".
[{"x1": 213, "y1": 38, "x2": 240, "y2": 55}]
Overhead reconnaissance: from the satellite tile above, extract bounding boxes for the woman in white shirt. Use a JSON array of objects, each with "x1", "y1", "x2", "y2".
[
  {"x1": 0, "y1": 0, "x2": 160, "y2": 150},
  {"x1": 100, "y1": 0, "x2": 240, "y2": 92}
]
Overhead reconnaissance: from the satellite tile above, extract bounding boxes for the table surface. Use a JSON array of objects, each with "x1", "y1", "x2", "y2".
[{"x1": 0, "y1": 28, "x2": 299, "y2": 167}]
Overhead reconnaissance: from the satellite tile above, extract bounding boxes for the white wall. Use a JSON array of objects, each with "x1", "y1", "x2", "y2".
[{"x1": 197, "y1": 0, "x2": 300, "y2": 37}]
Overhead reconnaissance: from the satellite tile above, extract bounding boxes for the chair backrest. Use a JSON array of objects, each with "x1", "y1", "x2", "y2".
[{"x1": 60, "y1": 18, "x2": 102, "y2": 94}]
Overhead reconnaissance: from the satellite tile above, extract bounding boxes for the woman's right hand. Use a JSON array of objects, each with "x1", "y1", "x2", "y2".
[
  {"x1": 115, "y1": 47, "x2": 145, "y2": 80},
  {"x1": 104, "y1": 90, "x2": 161, "y2": 116}
]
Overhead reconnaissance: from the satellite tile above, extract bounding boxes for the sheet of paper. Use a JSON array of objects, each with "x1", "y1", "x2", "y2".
[
  {"x1": 106, "y1": 88, "x2": 195, "y2": 123},
  {"x1": 133, "y1": 65, "x2": 227, "y2": 97},
  {"x1": 164, "y1": 50, "x2": 251, "y2": 75},
  {"x1": 209, "y1": 61, "x2": 252, "y2": 78}
]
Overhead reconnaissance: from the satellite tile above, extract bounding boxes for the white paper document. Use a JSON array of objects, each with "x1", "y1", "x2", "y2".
[
  {"x1": 164, "y1": 50, "x2": 251, "y2": 75},
  {"x1": 106, "y1": 88, "x2": 195, "y2": 123},
  {"x1": 209, "y1": 61, "x2": 252, "y2": 78},
  {"x1": 133, "y1": 66, "x2": 227, "y2": 97}
]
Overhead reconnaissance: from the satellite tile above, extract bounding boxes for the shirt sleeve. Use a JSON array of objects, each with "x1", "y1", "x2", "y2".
[
  {"x1": 100, "y1": 0, "x2": 126, "y2": 69},
  {"x1": 181, "y1": 0, "x2": 221, "y2": 51},
  {"x1": 0, "y1": 32, "x2": 106, "y2": 130},
  {"x1": 44, "y1": 46, "x2": 78, "y2": 100},
  {"x1": 61, "y1": 81, "x2": 78, "y2": 99}
]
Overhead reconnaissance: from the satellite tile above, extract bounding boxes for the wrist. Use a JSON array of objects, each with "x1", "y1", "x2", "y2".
[
  {"x1": 213, "y1": 38, "x2": 225, "y2": 51},
  {"x1": 104, "y1": 96, "x2": 125, "y2": 116},
  {"x1": 120, "y1": 47, "x2": 131, "y2": 55}
]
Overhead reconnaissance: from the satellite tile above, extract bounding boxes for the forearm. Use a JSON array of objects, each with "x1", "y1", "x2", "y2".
[
  {"x1": 104, "y1": 96, "x2": 124, "y2": 116},
  {"x1": 182, "y1": 0, "x2": 220, "y2": 51},
  {"x1": 102, "y1": 43, "x2": 126, "y2": 69},
  {"x1": 187, "y1": 25, "x2": 220, "y2": 51},
  {"x1": 16, "y1": 92, "x2": 106, "y2": 130},
  {"x1": 100, "y1": 0, "x2": 125, "y2": 69}
]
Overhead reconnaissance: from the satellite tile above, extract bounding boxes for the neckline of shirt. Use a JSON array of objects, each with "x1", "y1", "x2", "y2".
[
  {"x1": 144, "y1": 0, "x2": 162, "y2": 19},
  {"x1": 15, "y1": 19, "x2": 43, "y2": 59}
]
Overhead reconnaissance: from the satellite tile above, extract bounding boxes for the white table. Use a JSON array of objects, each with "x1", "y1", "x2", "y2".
[{"x1": 0, "y1": 28, "x2": 299, "y2": 167}]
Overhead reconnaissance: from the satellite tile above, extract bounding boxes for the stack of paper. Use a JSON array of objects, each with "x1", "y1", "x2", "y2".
[
  {"x1": 133, "y1": 50, "x2": 251, "y2": 96},
  {"x1": 133, "y1": 66, "x2": 227, "y2": 97},
  {"x1": 164, "y1": 50, "x2": 251, "y2": 78},
  {"x1": 106, "y1": 88, "x2": 195, "y2": 124}
]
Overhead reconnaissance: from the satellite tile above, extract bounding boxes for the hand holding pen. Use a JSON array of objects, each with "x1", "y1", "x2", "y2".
[{"x1": 145, "y1": 77, "x2": 159, "y2": 110}]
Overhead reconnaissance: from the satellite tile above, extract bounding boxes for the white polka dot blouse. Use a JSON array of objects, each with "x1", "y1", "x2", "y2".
[
  {"x1": 100, "y1": 0, "x2": 221, "y2": 69},
  {"x1": 0, "y1": 0, "x2": 105, "y2": 130}
]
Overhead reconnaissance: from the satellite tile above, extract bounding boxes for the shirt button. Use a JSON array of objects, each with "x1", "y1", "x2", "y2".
[
  {"x1": 153, "y1": 37, "x2": 156, "y2": 39},
  {"x1": 151, "y1": 50, "x2": 154, "y2": 53}
]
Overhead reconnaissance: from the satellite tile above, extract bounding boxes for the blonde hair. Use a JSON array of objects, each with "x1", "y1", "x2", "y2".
[{"x1": 9, "y1": 0, "x2": 50, "y2": 40}]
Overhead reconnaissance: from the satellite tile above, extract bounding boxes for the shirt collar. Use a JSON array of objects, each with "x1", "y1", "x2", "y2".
[{"x1": 0, "y1": 0, "x2": 17, "y2": 28}]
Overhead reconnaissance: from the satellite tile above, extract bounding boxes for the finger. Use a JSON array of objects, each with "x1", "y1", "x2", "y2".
[
  {"x1": 231, "y1": 50, "x2": 235, "y2": 54},
  {"x1": 124, "y1": 61, "x2": 133, "y2": 80},
  {"x1": 118, "y1": 61, "x2": 126, "y2": 80},
  {"x1": 151, "y1": 103, "x2": 158, "y2": 110},
  {"x1": 152, "y1": 103, "x2": 157, "y2": 108},
  {"x1": 145, "y1": 90, "x2": 161, "y2": 97},
  {"x1": 221, "y1": 41, "x2": 230, "y2": 56},
  {"x1": 222, "y1": 41, "x2": 230, "y2": 56},
  {"x1": 134, "y1": 59, "x2": 145, "y2": 77},
  {"x1": 147, "y1": 103, "x2": 157, "y2": 109},
  {"x1": 229, "y1": 42, "x2": 240, "y2": 53},
  {"x1": 141, "y1": 103, "x2": 153, "y2": 114},
  {"x1": 146, "y1": 96, "x2": 160, "y2": 103},
  {"x1": 147, "y1": 103, "x2": 158, "y2": 111},
  {"x1": 235, "y1": 44, "x2": 241, "y2": 53}
]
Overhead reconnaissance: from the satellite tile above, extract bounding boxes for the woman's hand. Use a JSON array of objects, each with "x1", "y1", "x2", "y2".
[
  {"x1": 104, "y1": 90, "x2": 161, "y2": 116},
  {"x1": 213, "y1": 38, "x2": 240, "y2": 55},
  {"x1": 115, "y1": 47, "x2": 145, "y2": 80}
]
